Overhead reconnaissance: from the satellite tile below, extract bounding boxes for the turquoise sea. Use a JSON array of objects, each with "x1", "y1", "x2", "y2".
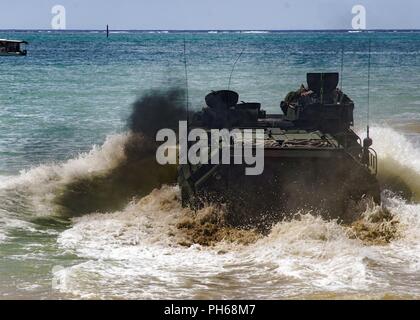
[{"x1": 0, "y1": 30, "x2": 419, "y2": 299}]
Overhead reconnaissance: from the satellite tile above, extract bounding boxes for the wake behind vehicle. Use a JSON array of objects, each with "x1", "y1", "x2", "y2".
[{"x1": 178, "y1": 73, "x2": 380, "y2": 227}]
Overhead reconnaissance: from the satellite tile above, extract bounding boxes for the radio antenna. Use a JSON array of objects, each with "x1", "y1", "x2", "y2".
[
  {"x1": 362, "y1": 39, "x2": 373, "y2": 167},
  {"x1": 340, "y1": 47, "x2": 344, "y2": 91},
  {"x1": 228, "y1": 48, "x2": 245, "y2": 90},
  {"x1": 367, "y1": 39, "x2": 371, "y2": 139},
  {"x1": 183, "y1": 37, "x2": 189, "y2": 127}
]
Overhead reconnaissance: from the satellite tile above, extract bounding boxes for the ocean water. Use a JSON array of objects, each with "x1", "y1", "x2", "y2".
[{"x1": 0, "y1": 30, "x2": 419, "y2": 299}]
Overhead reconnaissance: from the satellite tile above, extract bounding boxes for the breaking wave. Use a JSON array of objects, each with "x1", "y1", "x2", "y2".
[
  {"x1": 364, "y1": 126, "x2": 420, "y2": 201},
  {"x1": 0, "y1": 133, "x2": 129, "y2": 217},
  {"x1": 53, "y1": 184, "x2": 419, "y2": 299},
  {"x1": 0, "y1": 125, "x2": 419, "y2": 298}
]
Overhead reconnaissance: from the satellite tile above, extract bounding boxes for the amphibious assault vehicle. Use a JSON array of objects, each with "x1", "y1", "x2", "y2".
[{"x1": 178, "y1": 73, "x2": 380, "y2": 226}]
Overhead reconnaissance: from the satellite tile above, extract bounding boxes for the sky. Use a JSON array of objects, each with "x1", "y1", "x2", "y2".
[{"x1": 1, "y1": 0, "x2": 420, "y2": 30}]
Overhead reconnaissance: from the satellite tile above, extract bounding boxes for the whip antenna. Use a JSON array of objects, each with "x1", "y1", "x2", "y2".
[
  {"x1": 183, "y1": 37, "x2": 189, "y2": 126},
  {"x1": 228, "y1": 48, "x2": 245, "y2": 90},
  {"x1": 367, "y1": 39, "x2": 371, "y2": 139},
  {"x1": 340, "y1": 47, "x2": 344, "y2": 91},
  {"x1": 362, "y1": 39, "x2": 373, "y2": 167}
]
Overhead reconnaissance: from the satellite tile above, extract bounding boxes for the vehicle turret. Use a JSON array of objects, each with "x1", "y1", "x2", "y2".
[
  {"x1": 281, "y1": 73, "x2": 354, "y2": 133},
  {"x1": 192, "y1": 90, "x2": 265, "y2": 128}
]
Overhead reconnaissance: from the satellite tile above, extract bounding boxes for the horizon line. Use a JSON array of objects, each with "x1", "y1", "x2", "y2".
[{"x1": 2, "y1": 28, "x2": 420, "y2": 32}]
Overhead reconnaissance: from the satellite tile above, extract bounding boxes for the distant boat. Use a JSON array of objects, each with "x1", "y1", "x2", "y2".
[{"x1": 0, "y1": 39, "x2": 28, "y2": 56}]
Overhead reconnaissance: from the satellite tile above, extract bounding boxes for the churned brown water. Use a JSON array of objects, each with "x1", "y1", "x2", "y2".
[{"x1": 0, "y1": 126, "x2": 419, "y2": 299}]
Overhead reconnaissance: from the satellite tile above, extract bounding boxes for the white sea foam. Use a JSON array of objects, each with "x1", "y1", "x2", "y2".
[
  {"x1": 2, "y1": 126, "x2": 419, "y2": 299},
  {"x1": 50, "y1": 126, "x2": 420, "y2": 299},
  {"x1": 241, "y1": 31, "x2": 270, "y2": 34},
  {"x1": 54, "y1": 191, "x2": 420, "y2": 299},
  {"x1": 0, "y1": 231, "x2": 7, "y2": 243},
  {"x1": 0, "y1": 133, "x2": 129, "y2": 216},
  {"x1": 367, "y1": 126, "x2": 420, "y2": 200}
]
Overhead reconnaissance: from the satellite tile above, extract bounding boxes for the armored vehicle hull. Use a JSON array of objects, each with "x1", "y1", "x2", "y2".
[
  {"x1": 178, "y1": 73, "x2": 381, "y2": 226},
  {"x1": 179, "y1": 130, "x2": 380, "y2": 226}
]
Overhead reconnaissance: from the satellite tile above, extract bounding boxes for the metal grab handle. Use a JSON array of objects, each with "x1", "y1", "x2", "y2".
[{"x1": 368, "y1": 147, "x2": 378, "y2": 176}]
